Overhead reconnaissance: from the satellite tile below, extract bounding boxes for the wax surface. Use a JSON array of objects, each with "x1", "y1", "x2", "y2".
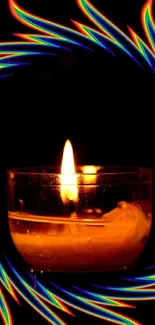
[{"x1": 8, "y1": 201, "x2": 152, "y2": 272}]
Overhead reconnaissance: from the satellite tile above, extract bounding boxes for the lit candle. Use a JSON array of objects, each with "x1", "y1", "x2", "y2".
[
  {"x1": 7, "y1": 141, "x2": 152, "y2": 272},
  {"x1": 59, "y1": 142, "x2": 99, "y2": 217}
]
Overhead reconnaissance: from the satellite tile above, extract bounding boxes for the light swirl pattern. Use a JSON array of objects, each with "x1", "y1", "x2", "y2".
[
  {"x1": 1, "y1": 258, "x2": 155, "y2": 325},
  {"x1": 0, "y1": 0, "x2": 154, "y2": 77}
]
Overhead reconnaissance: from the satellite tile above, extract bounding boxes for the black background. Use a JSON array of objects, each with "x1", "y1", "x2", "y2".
[
  {"x1": 1, "y1": 1, "x2": 155, "y2": 324},
  {"x1": 1, "y1": 0, "x2": 154, "y2": 170}
]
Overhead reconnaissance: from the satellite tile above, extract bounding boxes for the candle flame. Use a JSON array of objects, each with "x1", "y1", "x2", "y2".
[{"x1": 60, "y1": 140, "x2": 78, "y2": 204}]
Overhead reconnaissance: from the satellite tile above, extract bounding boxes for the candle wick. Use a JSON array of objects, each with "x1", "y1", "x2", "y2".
[
  {"x1": 69, "y1": 200, "x2": 75, "y2": 213},
  {"x1": 71, "y1": 211, "x2": 77, "y2": 219},
  {"x1": 19, "y1": 199, "x2": 24, "y2": 214}
]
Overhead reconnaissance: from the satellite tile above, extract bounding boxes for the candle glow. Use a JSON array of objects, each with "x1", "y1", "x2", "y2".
[
  {"x1": 7, "y1": 140, "x2": 152, "y2": 272},
  {"x1": 60, "y1": 140, "x2": 78, "y2": 204},
  {"x1": 82, "y1": 165, "x2": 97, "y2": 184}
]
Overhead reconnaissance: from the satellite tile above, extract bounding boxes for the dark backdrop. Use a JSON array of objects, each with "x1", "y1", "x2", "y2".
[
  {"x1": 1, "y1": 0, "x2": 154, "y2": 169},
  {"x1": 2, "y1": 0, "x2": 155, "y2": 259},
  {"x1": 1, "y1": 1, "x2": 155, "y2": 324}
]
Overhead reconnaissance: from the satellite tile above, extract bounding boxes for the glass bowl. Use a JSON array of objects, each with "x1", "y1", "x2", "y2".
[{"x1": 7, "y1": 166, "x2": 152, "y2": 272}]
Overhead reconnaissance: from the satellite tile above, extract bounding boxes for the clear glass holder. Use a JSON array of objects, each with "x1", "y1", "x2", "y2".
[{"x1": 7, "y1": 166, "x2": 152, "y2": 272}]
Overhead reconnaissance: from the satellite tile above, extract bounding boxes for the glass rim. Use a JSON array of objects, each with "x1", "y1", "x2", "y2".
[{"x1": 7, "y1": 165, "x2": 152, "y2": 176}]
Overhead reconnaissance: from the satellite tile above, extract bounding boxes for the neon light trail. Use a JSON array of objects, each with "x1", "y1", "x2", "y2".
[
  {"x1": 0, "y1": 0, "x2": 154, "y2": 77},
  {"x1": 1, "y1": 288, "x2": 13, "y2": 325},
  {"x1": 1, "y1": 258, "x2": 155, "y2": 325}
]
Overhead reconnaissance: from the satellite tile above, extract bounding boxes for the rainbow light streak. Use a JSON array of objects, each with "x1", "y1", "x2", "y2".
[
  {"x1": 76, "y1": 0, "x2": 155, "y2": 70},
  {"x1": 1, "y1": 288, "x2": 13, "y2": 325},
  {"x1": 0, "y1": 0, "x2": 154, "y2": 77},
  {"x1": 49, "y1": 283, "x2": 140, "y2": 325},
  {"x1": 1, "y1": 258, "x2": 155, "y2": 325},
  {"x1": 0, "y1": 46, "x2": 45, "y2": 74},
  {"x1": 145, "y1": 265, "x2": 155, "y2": 270},
  {"x1": 0, "y1": 263, "x2": 67, "y2": 325},
  {"x1": 1, "y1": 264, "x2": 19, "y2": 303},
  {"x1": 92, "y1": 274, "x2": 155, "y2": 300}
]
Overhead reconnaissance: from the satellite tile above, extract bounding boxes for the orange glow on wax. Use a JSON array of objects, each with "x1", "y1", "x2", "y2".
[{"x1": 60, "y1": 140, "x2": 78, "y2": 204}]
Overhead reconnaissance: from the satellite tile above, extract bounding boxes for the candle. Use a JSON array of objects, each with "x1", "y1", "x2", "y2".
[{"x1": 7, "y1": 141, "x2": 153, "y2": 272}]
